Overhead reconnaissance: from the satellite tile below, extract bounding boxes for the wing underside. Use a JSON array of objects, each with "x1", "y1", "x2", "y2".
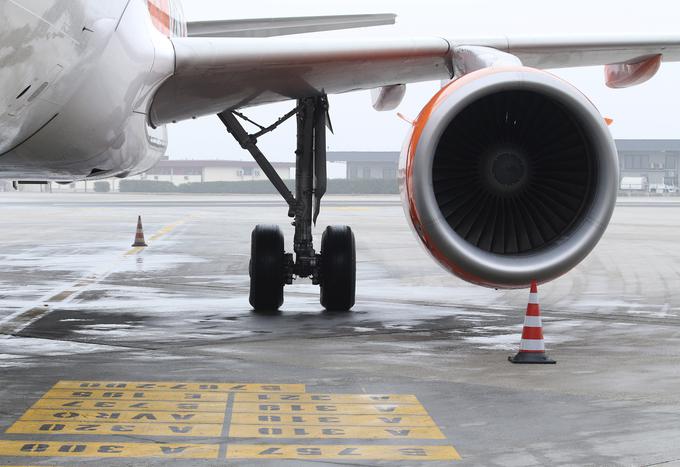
[{"x1": 149, "y1": 33, "x2": 680, "y2": 127}]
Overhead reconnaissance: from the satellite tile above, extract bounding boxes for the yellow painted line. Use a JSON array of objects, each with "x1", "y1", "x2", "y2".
[
  {"x1": 229, "y1": 424, "x2": 446, "y2": 439},
  {"x1": 74, "y1": 279, "x2": 95, "y2": 287},
  {"x1": 53, "y1": 381, "x2": 305, "y2": 393},
  {"x1": 235, "y1": 393, "x2": 420, "y2": 404},
  {"x1": 0, "y1": 217, "x2": 192, "y2": 335},
  {"x1": 19, "y1": 409, "x2": 225, "y2": 424},
  {"x1": 46, "y1": 290, "x2": 77, "y2": 303},
  {"x1": 0, "y1": 441, "x2": 218, "y2": 459},
  {"x1": 125, "y1": 247, "x2": 144, "y2": 256},
  {"x1": 231, "y1": 413, "x2": 437, "y2": 427},
  {"x1": 7, "y1": 421, "x2": 222, "y2": 437},
  {"x1": 232, "y1": 403, "x2": 428, "y2": 415},
  {"x1": 227, "y1": 444, "x2": 461, "y2": 461},
  {"x1": 125, "y1": 219, "x2": 187, "y2": 256},
  {"x1": 29, "y1": 399, "x2": 227, "y2": 413},
  {"x1": 0, "y1": 308, "x2": 47, "y2": 334},
  {"x1": 149, "y1": 220, "x2": 186, "y2": 241},
  {"x1": 42, "y1": 389, "x2": 229, "y2": 402}
]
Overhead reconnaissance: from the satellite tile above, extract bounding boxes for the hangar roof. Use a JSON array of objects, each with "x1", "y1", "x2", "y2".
[{"x1": 615, "y1": 140, "x2": 680, "y2": 152}]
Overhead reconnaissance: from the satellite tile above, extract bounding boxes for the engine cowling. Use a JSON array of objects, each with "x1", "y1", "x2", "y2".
[{"x1": 400, "y1": 67, "x2": 619, "y2": 289}]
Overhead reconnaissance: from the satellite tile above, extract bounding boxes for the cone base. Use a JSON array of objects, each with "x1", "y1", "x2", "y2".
[
  {"x1": 132, "y1": 242, "x2": 148, "y2": 247},
  {"x1": 508, "y1": 352, "x2": 556, "y2": 364}
]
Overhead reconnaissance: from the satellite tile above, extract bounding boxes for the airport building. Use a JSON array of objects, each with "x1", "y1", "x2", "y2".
[
  {"x1": 133, "y1": 158, "x2": 295, "y2": 184},
  {"x1": 42, "y1": 158, "x2": 294, "y2": 192},
  {"x1": 328, "y1": 151, "x2": 399, "y2": 180},
  {"x1": 11, "y1": 140, "x2": 680, "y2": 193},
  {"x1": 616, "y1": 140, "x2": 680, "y2": 192}
]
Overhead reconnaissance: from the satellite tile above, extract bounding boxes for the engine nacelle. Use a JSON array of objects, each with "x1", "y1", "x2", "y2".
[{"x1": 400, "y1": 67, "x2": 619, "y2": 289}]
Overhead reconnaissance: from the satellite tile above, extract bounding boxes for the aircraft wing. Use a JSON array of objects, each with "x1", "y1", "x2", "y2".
[
  {"x1": 187, "y1": 14, "x2": 397, "y2": 38},
  {"x1": 149, "y1": 34, "x2": 680, "y2": 127}
]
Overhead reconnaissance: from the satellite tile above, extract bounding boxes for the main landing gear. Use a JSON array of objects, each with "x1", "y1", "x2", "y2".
[{"x1": 218, "y1": 97, "x2": 356, "y2": 312}]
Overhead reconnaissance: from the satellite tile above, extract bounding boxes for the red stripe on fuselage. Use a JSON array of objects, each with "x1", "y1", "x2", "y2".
[{"x1": 148, "y1": 0, "x2": 171, "y2": 35}]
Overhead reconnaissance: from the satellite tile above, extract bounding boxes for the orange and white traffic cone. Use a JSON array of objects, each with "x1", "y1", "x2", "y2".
[
  {"x1": 509, "y1": 280, "x2": 556, "y2": 364},
  {"x1": 132, "y1": 216, "x2": 148, "y2": 247}
]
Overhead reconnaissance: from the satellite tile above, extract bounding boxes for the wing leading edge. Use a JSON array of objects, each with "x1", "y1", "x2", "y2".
[
  {"x1": 187, "y1": 14, "x2": 397, "y2": 38},
  {"x1": 149, "y1": 33, "x2": 680, "y2": 127}
]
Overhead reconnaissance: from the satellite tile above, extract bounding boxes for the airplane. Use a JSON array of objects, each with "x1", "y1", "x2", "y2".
[{"x1": 2, "y1": 0, "x2": 679, "y2": 312}]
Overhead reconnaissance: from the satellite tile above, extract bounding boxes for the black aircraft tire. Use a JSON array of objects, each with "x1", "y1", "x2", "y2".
[
  {"x1": 249, "y1": 225, "x2": 285, "y2": 311},
  {"x1": 320, "y1": 225, "x2": 356, "y2": 312}
]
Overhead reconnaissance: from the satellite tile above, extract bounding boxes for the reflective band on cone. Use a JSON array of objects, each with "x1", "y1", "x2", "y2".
[
  {"x1": 509, "y1": 280, "x2": 556, "y2": 364},
  {"x1": 132, "y1": 216, "x2": 148, "y2": 247}
]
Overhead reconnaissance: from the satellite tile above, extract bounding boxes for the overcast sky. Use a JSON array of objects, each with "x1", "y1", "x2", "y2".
[{"x1": 167, "y1": 0, "x2": 680, "y2": 164}]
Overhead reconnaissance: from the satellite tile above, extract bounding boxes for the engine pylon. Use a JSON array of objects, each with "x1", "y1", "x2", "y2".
[
  {"x1": 509, "y1": 281, "x2": 556, "y2": 364},
  {"x1": 132, "y1": 216, "x2": 148, "y2": 247}
]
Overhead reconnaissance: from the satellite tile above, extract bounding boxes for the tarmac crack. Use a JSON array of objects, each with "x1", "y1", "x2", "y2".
[
  {"x1": 0, "y1": 332, "x2": 162, "y2": 352},
  {"x1": 643, "y1": 458, "x2": 680, "y2": 467},
  {"x1": 75, "y1": 277, "x2": 680, "y2": 327}
]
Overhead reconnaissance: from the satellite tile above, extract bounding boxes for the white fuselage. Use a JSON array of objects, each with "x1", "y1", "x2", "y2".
[{"x1": 0, "y1": 0, "x2": 177, "y2": 180}]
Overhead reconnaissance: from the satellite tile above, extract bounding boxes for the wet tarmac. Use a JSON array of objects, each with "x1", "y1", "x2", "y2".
[{"x1": 0, "y1": 192, "x2": 679, "y2": 466}]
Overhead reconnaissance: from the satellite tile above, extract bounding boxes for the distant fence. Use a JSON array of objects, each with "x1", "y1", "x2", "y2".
[
  {"x1": 119, "y1": 180, "x2": 178, "y2": 193},
  {"x1": 119, "y1": 179, "x2": 399, "y2": 195}
]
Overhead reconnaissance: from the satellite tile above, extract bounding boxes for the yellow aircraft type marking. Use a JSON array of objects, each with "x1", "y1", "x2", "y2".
[
  {"x1": 0, "y1": 381, "x2": 459, "y2": 462},
  {"x1": 7, "y1": 422, "x2": 222, "y2": 437},
  {"x1": 231, "y1": 413, "x2": 437, "y2": 427},
  {"x1": 227, "y1": 444, "x2": 461, "y2": 461},
  {"x1": 42, "y1": 389, "x2": 229, "y2": 402},
  {"x1": 29, "y1": 399, "x2": 227, "y2": 413},
  {"x1": 229, "y1": 424, "x2": 446, "y2": 439},
  {"x1": 0, "y1": 441, "x2": 219, "y2": 459},
  {"x1": 234, "y1": 393, "x2": 420, "y2": 404},
  {"x1": 19, "y1": 409, "x2": 225, "y2": 424},
  {"x1": 53, "y1": 381, "x2": 305, "y2": 393},
  {"x1": 232, "y1": 403, "x2": 429, "y2": 415}
]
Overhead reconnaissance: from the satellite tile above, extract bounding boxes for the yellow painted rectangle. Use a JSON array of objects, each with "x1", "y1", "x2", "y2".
[
  {"x1": 227, "y1": 444, "x2": 461, "y2": 460},
  {"x1": 7, "y1": 421, "x2": 222, "y2": 437},
  {"x1": 232, "y1": 402, "x2": 428, "y2": 415},
  {"x1": 231, "y1": 413, "x2": 436, "y2": 427},
  {"x1": 30, "y1": 399, "x2": 226, "y2": 413},
  {"x1": 42, "y1": 389, "x2": 229, "y2": 402},
  {"x1": 0, "y1": 440, "x2": 219, "y2": 459},
  {"x1": 229, "y1": 424, "x2": 445, "y2": 439},
  {"x1": 53, "y1": 381, "x2": 305, "y2": 393},
  {"x1": 20, "y1": 409, "x2": 225, "y2": 424},
  {"x1": 235, "y1": 393, "x2": 420, "y2": 404}
]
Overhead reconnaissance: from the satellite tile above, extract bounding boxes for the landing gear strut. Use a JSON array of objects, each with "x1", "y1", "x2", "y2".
[{"x1": 219, "y1": 97, "x2": 356, "y2": 312}]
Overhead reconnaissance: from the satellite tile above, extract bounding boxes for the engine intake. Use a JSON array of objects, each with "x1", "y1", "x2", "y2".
[{"x1": 401, "y1": 67, "x2": 619, "y2": 289}]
